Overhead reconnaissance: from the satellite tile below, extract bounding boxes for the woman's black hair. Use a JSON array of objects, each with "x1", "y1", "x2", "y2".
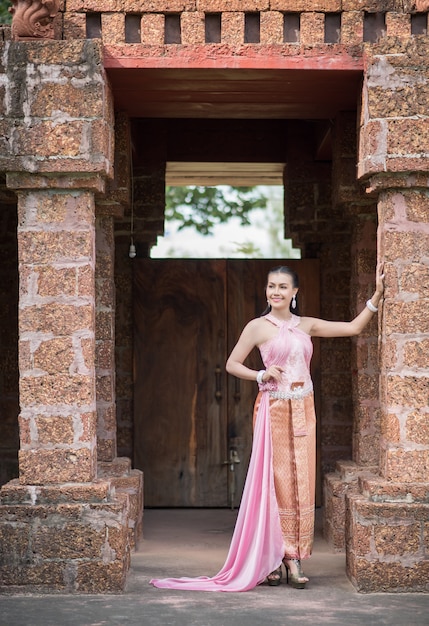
[{"x1": 261, "y1": 266, "x2": 300, "y2": 316}]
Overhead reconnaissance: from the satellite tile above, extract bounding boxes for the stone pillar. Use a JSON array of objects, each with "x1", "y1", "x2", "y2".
[
  {"x1": 0, "y1": 176, "x2": 131, "y2": 592},
  {"x1": 346, "y1": 180, "x2": 429, "y2": 592},
  {"x1": 16, "y1": 182, "x2": 98, "y2": 485},
  {"x1": 0, "y1": 39, "x2": 135, "y2": 592},
  {"x1": 345, "y1": 36, "x2": 429, "y2": 592}
]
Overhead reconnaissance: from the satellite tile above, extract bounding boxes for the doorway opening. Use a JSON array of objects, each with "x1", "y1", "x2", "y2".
[{"x1": 151, "y1": 181, "x2": 301, "y2": 260}]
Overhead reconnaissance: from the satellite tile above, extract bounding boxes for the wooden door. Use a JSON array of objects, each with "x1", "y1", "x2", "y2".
[
  {"x1": 134, "y1": 259, "x2": 228, "y2": 507},
  {"x1": 133, "y1": 259, "x2": 320, "y2": 507}
]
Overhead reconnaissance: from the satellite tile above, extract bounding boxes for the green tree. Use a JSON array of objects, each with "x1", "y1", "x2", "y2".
[
  {"x1": 0, "y1": 0, "x2": 11, "y2": 24},
  {"x1": 165, "y1": 185, "x2": 267, "y2": 236}
]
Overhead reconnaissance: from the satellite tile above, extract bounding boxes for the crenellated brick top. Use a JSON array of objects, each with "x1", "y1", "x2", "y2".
[{"x1": 58, "y1": 3, "x2": 428, "y2": 47}]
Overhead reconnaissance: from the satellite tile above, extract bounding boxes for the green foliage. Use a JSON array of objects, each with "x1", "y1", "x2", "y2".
[
  {"x1": 165, "y1": 185, "x2": 267, "y2": 236},
  {"x1": 0, "y1": 0, "x2": 11, "y2": 24}
]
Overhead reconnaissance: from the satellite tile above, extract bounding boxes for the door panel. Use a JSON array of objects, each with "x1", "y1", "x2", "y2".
[
  {"x1": 134, "y1": 259, "x2": 228, "y2": 507},
  {"x1": 133, "y1": 259, "x2": 320, "y2": 507}
]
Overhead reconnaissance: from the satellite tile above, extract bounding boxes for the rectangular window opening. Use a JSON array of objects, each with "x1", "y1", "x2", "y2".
[
  {"x1": 411, "y1": 13, "x2": 428, "y2": 35},
  {"x1": 205, "y1": 13, "x2": 221, "y2": 43},
  {"x1": 283, "y1": 13, "x2": 300, "y2": 44},
  {"x1": 125, "y1": 14, "x2": 141, "y2": 44},
  {"x1": 165, "y1": 14, "x2": 181, "y2": 44},
  {"x1": 245, "y1": 13, "x2": 260, "y2": 44},
  {"x1": 86, "y1": 13, "x2": 102, "y2": 39},
  {"x1": 363, "y1": 12, "x2": 386, "y2": 43},
  {"x1": 324, "y1": 13, "x2": 341, "y2": 44}
]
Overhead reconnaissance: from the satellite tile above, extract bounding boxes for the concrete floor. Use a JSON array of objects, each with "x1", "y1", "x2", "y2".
[{"x1": 0, "y1": 508, "x2": 427, "y2": 626}]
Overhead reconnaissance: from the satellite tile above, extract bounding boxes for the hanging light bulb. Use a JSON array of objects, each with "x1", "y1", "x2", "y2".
[{"x1": 129, "y1": 242, "x2": 136, "y2": 258}]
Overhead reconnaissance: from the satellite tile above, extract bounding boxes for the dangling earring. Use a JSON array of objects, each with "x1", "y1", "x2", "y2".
[{"x1": 292, "y1": 295, "x2": 297, "y2": 310}]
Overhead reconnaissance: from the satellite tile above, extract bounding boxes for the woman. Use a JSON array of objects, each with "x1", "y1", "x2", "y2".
[{"x1": 151, "y1": 263, "x2": 384, "y2": 592}]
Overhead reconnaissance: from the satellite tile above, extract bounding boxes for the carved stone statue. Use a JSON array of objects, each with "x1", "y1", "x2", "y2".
[{"x1": 10, "y1": 0, "x2": 60, "y2": 40}]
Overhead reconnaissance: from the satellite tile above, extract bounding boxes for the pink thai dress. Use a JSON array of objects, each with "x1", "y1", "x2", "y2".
[{"x1": 150, "y1": 313, "x2": 316, "y2": 592}]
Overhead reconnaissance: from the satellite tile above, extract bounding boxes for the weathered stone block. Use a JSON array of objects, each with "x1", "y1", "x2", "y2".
[
  {"x1": 385, "y1": 12, "x2": 410, "y2": 38},
  {"x1": 181, "y1": 11, "x2": 205, "y2": 44},
  {"x1": 0, "y1": 493, "x2": 131, "y2": 592},
  {"x1": 403, "y1": 190, "x2": 429, "y2": 223},
  {"x1": 360, "y1": 476, "x2": 429, "y2": 503},
  {"x1": 67, "y1": 0, "x2": 196, "y2": 9},
  {"x1": 382, "y1": 448, "x2": 429, "y2": 483},
  {"x1": 97, "y1": 438, "x2": 116, "y2": 462},
  {"x1": 367, "y1": 84, "x2": 429, "y2": 120},
  {"x1": 380, "y1": 411, "x2": 400, "y2": 442},
  {"x1": 98, "y1": 457, "x2": 131, "y2": 478},
  {"x1": 387, "y1": 118, "x2": 429, "y2": 156},
  {"x1": 78, "y1": 265, "x2": 94, "y2": 297},
  {"x1": 347, "y1": 494, "x2": 429, "y2": 592},
  {"x1": 403, "y1": 340, "x2": 429, "y2": 370},
  {"x1": 78, "y1": 411, "x2": 97, "y2": 442},
  {"x1": 0, "y1": 479, "x2": 112, "y2": 505},
  {"x1": 36, "y1": 267, "x2": 76, "y2": 297},
  {"x1": 19, "y1": 189, "x2": 94, "y2": 231},
  {"x1": 382, "y1": 231, "x2": 429, "y2": 264},
  {"x1": 96, "y1": 374, "x2": 114, "y2": 403},
  {"x1": 33, "y1": 522, "x2": 106, "y2": 559},
  {"x1": 18, "y1": 231, "x2": 93, "y2": 265},
  {"x1": 341, "y1": 10, "x2": 363, "y2": 45},
  {"x1": 383, "y1": 302, "x2": 429, "y2": 335},
  {"x1": 20, "y1": 373, "x2": 95, "y2": 407},
  {"x1": 384, "y1": 372, "x2": 429, "y2": 411},
  {"x1": 96, "y1": 340, "x2": 115, "y2": 370},
  {"x1": 97, "y1": 404, "x2": 116, "y2": 432},
  {"x1": 76, "y1": 559, "x2": 129, "y2": 593},
  {"x1": 95, "y1": 277, "x2": 115, "y2": 308},
  {"x1": 101, "y1": 12, "x2": 125, "y2": 44},
  {"x1": 30, "y1": 83, "x2": 105, "y2": 119},
  {"x1": 19, "y1": 448, "x2": 95, "y2": 484},
  {"x1": 96, "y1": 310, "x2": 114, "y2": 341},
  {"x1": 300, "y1": 12, "x2": 324, "y2": 45},
  {"x1": 63, "y1": 12, "x2": 86, "y2": 39},
  {"x1": 200, "y1": 0, "x2": 268, "y2": 9},
  {"x1": 400, "y1": 263, "x2": 429, "y2": 298},
  {"x1": 20, "y1": 303, "x2": 94, "y2": 335},
  {"x1": 260, "y1": 11, "x2": 283, "y2": 44},
  {"x1": 18, "y1": 415, "x2": 31, "y2": 446},
  {"x1": 33, "y1": 338, "x2": 74, "y2": 373},
  {"x1": 35, "y1": 415, "x2": 75, "y2": 445},
  {"x1": 271, "y1": 0, "x2": 340, "y2": 8},
  {"x1": 141, "y1": 14, "x2": 165, "y2": 45},
  {"x1": 221, "y1": 12, "x2": 244, "y2": 45}
]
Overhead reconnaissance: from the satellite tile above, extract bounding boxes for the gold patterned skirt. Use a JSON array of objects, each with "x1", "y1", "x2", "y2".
[{"x1": 253, "y1": 392, "x2": 316, "y2": 560}]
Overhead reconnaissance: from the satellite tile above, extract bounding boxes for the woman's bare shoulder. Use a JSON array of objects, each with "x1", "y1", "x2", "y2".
[{"x1": 240, "y1": 316, "x2": 276, "y2": 345}]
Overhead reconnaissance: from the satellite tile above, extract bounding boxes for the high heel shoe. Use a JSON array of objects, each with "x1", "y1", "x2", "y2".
[
  {"x1": 267, "y1": 566, "x2": 282, "y2": 586},
  {"x1": 283, "y1": 558, "x2": 309, "y2": 589}
]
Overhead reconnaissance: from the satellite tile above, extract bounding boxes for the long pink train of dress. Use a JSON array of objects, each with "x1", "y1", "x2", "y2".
[{"x1": 150, "y1": 313, "x2": 316, "y2": 592}]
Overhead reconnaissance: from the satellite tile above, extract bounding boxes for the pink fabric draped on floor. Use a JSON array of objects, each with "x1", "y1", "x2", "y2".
[{"x1": 150, "y1": 392, "x2": 285, "y2": 592}]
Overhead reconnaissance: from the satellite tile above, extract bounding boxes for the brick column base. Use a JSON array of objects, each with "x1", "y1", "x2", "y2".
[
  {"x1": 0, "y1": 480, "x2": 132, "y2": 592},
  {"x1": 98, "y1": 458, "x2": 143, "y2": 549},
  {"x1": 323, "y1": 461, "x2": 377, "y2": 551},
  {"x1": 346, "y1": 480, "x2": 429, "y2": 592}
]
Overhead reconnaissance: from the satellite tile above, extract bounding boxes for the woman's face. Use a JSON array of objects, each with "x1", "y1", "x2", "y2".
[{"x1": 266, "y1": 272, "x2": 298, "y2": 313}]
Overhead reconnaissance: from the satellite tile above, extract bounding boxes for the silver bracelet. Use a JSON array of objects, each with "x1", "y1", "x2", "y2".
[
  {"x1": 256, "y1": 370, "x2": 266, "y2": 384},
  {"x1": 366, "y1": 299, "x2": 378, "y2": 313}
]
